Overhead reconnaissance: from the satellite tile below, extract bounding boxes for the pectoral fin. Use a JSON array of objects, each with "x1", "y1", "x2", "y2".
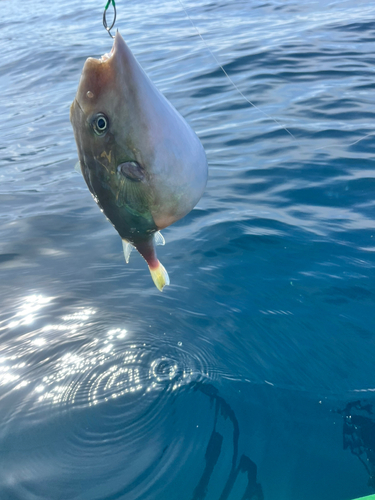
[{"x1": 118, "y1": 161, "x2": 145, "y2": 182}]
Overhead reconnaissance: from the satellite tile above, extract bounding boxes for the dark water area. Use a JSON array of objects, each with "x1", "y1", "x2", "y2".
[{"x1": 1, "y1": 0, "x2": 375, "y2": 498}]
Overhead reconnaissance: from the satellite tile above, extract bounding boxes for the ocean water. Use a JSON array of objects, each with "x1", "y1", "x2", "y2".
[{"x1": 1, "y1": 0, "x2": 375, "y2": 498}]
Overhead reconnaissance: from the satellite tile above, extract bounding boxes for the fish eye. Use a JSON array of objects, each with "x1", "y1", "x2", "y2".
[{"x1": 92, "y1": 113, "x2": 109, "y2": 136}]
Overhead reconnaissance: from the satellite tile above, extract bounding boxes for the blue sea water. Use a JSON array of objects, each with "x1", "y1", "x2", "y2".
[{"x1": 1, "y1": 0, "x2": 375, "y2": 498}]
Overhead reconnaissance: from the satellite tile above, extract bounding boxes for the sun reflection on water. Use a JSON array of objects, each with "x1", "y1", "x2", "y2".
[
  {"x1": 0, "y1": 294, "x2": 203, "y2": 413},
  {"x1": 0, "y1": 360, "x2": 21, "y2": 386},
  {"x1": 1, "y1": 294, "x2": 53, "y2": 330}
]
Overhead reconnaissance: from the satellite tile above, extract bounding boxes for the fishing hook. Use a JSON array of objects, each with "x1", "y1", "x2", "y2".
[{"x1": 103, "y1": 0, "x2": 116, "y2": 38}]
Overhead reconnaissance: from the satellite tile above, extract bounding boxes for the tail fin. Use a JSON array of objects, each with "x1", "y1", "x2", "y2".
[{"x1": 149, "y1": 261, "x2": 170, "y2": 291}]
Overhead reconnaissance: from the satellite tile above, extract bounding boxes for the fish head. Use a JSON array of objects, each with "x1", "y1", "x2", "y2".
[
  {"x1": 70, "y1": 33, "x2": 135, "y2": 151},
  {"x1": 70, "y1": 32, "x2": 157, "y2": 239}
]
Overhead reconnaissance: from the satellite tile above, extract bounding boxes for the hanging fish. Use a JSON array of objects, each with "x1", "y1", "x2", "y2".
[{"x1": 70, "y1": 31, "x2": 208, "y2": 291}]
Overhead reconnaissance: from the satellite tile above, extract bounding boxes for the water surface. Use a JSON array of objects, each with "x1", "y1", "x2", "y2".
[{"x1": 1, "y1": 0, "x2": 375, "y2": 498}]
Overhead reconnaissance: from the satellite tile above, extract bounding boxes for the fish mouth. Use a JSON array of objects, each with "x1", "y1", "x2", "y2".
[
  {"x1": 100, "y1": 46, "x2": 114, "y2": 63},
  {"x1": 71, "y1": 33, "x2": 125, "y2": 122},
  {"x1": 99, "y1": 30, "x2": 120, "y2": 62},
  {"x1": 83, "y1": 31, "x2": 125, "y2": 70}
]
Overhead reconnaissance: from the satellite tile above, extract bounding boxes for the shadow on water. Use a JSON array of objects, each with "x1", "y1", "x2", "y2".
[
  {"x1": 190, "y1": 382, "x2": 263, "y2": 500},
  {"x1": 338, "y1": 400, "x2": 375, "y2": 491}
]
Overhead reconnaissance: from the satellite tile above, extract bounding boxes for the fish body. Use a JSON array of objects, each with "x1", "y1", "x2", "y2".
[{"x1": 70, "y1": 32, "x2": 208, "y2": 290}]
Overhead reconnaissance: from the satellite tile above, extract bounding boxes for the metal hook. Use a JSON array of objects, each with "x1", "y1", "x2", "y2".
[{"x1": 103, "y1": 0, "x2": 116, "y2": 38}]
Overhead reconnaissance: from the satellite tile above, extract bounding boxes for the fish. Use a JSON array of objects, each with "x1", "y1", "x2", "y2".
[{"x1": 70, "y1": 31, "x2": 208, "y2": 291}]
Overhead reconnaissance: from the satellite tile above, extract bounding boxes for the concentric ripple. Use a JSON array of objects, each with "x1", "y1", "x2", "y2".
[
  {"x1": 0, "y1": 296, "x2": 218, "y2": 415},
  {"x1": 0, "y1": 299, "x2": 229, "y2": 500}
]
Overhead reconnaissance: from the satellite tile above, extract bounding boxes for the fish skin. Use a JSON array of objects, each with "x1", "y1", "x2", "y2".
[{"x1": 70, "y1": 31, "x2": 208, "y2": 289}]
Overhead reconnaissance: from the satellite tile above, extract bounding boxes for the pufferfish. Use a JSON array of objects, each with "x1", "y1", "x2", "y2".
[{"x1": 70, "y1": 31, "x2": 208, "y2": 291}]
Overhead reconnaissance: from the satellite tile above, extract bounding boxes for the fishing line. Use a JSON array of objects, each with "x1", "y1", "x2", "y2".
[
  {"x1": 312, "y1": 131, "x2": 375, "y2": 152},
  {"x1": 177, "y1": 0, "x2": 375, "y2": 156},
  {"x1": 177, "y1": 0, "x2": 296, "y2": 140}
]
